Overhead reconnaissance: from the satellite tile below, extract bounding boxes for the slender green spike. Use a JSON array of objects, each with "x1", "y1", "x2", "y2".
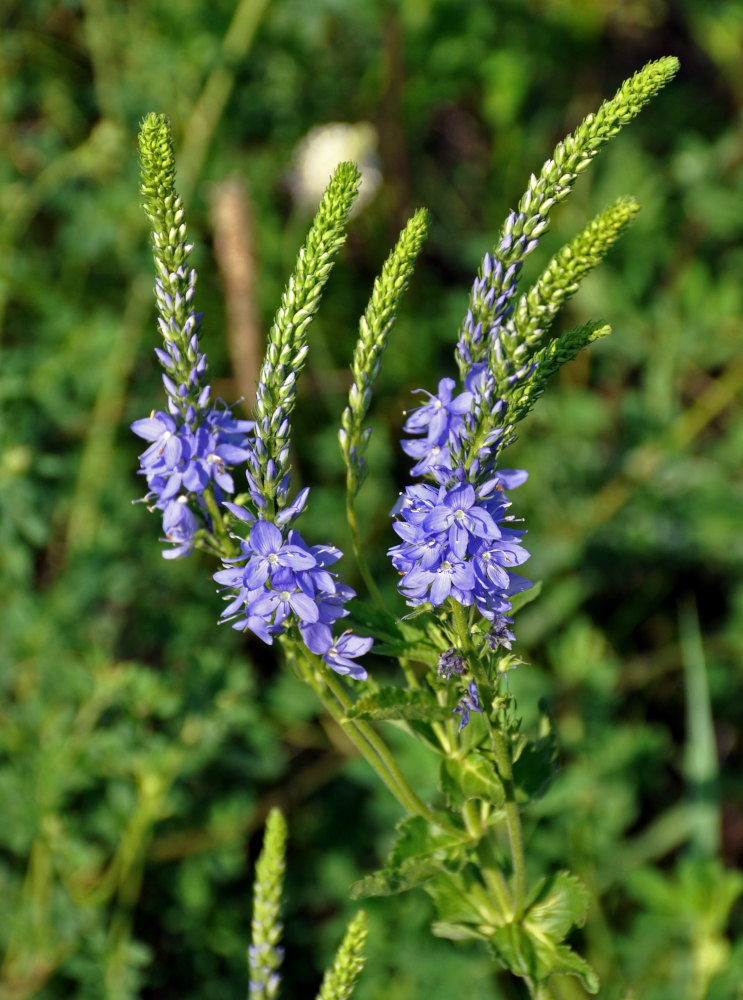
[
  {"x1": 252, "y1": 162, "x2": 361, "y2": 514},
  {"x1": 509, "y1": 196, "x2": 640, "y2": 352},
  {"x1": 139, "y1": 112, "x2": 176, "y2": 227},
  {"x1": 490, "y1": 56, "x2": 678, "y2": 373},
  {"x1": 315, "y1": 910, "x2": 369, "y2": 1000},
  {"x1": 457, "y1": 56, "x2": 678, "y2": 376},
  {"x1": 502, "y1": 321, "x2": 611, "y2": 437},
  {"x1": 340, "y1": 207, "x2": 430, "y2": 496},
  {"x1": 138, "y1": 113, "x2": 205, "y2": 413},
  {"x1": 249, "y1": 809, "x2": 288, "y2": 1000}
]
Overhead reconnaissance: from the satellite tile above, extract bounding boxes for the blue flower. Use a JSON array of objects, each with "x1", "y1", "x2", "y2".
[
  {"x1": 214, "y1": 518, "x2": 372, "y2": 677},
  {"x1": 161, "y1": 497, "x2": 198, "y2": 559},
  {"x1": 403, "y1": 377, "x2": 473, "y2": 443},
  {"x1": 240, "y1": 521, "x2": 316, "y2": 588},
  {"x1": 423, "y1": 483, "x2": 500, "y2": 558},
  {"x1": 388, "y1": 240, "x2": 534, "y2": 635},
  {"x1": 301, "y1": 623, "x2": 372, "y2": 680},
  {"x1": 250, "y1": 566, "x2": 320, "y2": 627},
  {"x1": 453, "y1": 681, "x2": 483, "y2": 731}
]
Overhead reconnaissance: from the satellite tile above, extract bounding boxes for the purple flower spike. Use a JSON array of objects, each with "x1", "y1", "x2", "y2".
[{"x1": 215, "y1": 519, "x2": 364, "y2": 674}]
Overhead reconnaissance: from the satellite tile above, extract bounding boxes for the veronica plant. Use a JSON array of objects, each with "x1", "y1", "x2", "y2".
[{"x1": 133, "y1": 56, "x2": 678, "y2": 998}]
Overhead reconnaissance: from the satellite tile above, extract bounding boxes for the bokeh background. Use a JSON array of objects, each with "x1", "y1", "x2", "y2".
[{"x1": 2, "y1": 1, "x2": 743, "y2": 997}]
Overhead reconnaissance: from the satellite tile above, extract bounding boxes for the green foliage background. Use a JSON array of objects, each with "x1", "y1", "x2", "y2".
[{"x1": 1, "y1": 1, "x2": 742, "y2": 997}]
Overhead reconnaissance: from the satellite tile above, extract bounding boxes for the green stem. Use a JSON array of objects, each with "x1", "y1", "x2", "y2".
[
  {"x1": 292, "y1": 648, "x2": 412, "y2": 811},
  {"x1": 491, "y1": 727, "x2": 527, "y2": 920},
  {"x1": 345, "y1": 490, "x2": 386, "y2": 610},
  {"x1": 320, "y1": 666, "x2": 454, "y2": 831},
  {"x1": 477, "y1": 834, "x2": 514, "y2": 923},
  {"x1": 398, "y1": 656, "x2": 420, "y2": 691},
  {"x1": 449, "y1": 599, "x2": 471, "y2": 648},
  {"x1": 290, "y1": 643, "x2": 456, "y2": 832},
  {"x1": 448, "y1": 598, "x2": 528, "y2": 920},
  {"x1": 534, "y1": 982, "x2": 561, "y2": 1000},
  {"x1": 461, "y1": 800, "x2": 512, "y2": 922}
]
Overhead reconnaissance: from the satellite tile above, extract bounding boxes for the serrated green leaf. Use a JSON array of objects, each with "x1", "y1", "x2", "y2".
[
  {"x1": 350, "y1": 817, "x2": 474, "y2": 900},
  {"x1": 489, "y1": 924, "x2": 599, "y2": 994},
  {"x1": 524, "y1": 871, "x2": 591, "y2": 941},
  {"x1": 346, "y1": 602, "x2": 440, "y2": 665},
  {"x1": 346, "y1": 687, "x2": 452, "y2": 722},
  {"x1": 489, "y1": 925, "x2": 538, "y2": 980},
  {"x1": 439, "y1": 751, "x2": 505, "y2": 810},
  {"x1": 547, "y1": 945, "x2": 599, "y2": 994},
  {"x1": 389, "y1": 815, "x2": 472, "y2": 866},
  {"x1": 372, "y1": 641, "x2": 440, "y2": 666},
  {"x1": 487, "y1": 872, "x2": 596, "y2": 991},
  {"x1": 350, "y1": 859, "x2": 443, "y2": 899},
  {"x1": 425, "y1": 868, "x2": 506, "y2": 931},
  {"x1": 345, "y1": 600, "x2": 406, "y2": 642}
]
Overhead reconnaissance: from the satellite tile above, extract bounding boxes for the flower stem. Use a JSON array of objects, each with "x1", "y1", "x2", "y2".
[
  {"x1": 320, "y1": 664, "x2": 456, "y2": 831},
  {"x1": 476, "y1": 833, "x2": 514, "y2": 923},
  {"x1": 345, "y1": 491, "x2": 386, "y2": 610},
  {"x1": 289, "y1": 642, "x2": 456, "y2": 832},
  {"x1": 448, "y1": 599, "x2": 528, "y2": 920},
  {"x1": 491, "y1": 726, "x2": 527, "y2": 920}
]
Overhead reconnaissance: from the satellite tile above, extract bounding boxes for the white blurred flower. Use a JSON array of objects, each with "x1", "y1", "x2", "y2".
[{"x1": 290, "y1": 122, "x2": 381, "y2": 216}]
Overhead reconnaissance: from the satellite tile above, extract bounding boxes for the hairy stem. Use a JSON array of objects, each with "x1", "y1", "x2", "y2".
[
  {"x1": 448, "y1": 599, "x2": 528, "y2": 919},
  {"x1": 491, "y1": 727, "x2": 527, "y2": 920},
  {"x1": 290, "y1": 642, "x2": 455, "y2": 831},
  {"x1": 320, "y1": 665, "x2": 457, "y2": 832}
]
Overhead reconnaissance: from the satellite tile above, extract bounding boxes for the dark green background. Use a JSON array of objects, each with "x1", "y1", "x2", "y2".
[{"x1": 1, "y1": 1, "x2": 742, "y2": 997}]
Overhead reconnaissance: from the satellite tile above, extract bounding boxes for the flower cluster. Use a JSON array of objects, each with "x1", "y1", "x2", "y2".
[
  {"x1": 132, "y1": 330, "x2": 254, "y2": 558},
  {"x1": 133, "y1": 113, "x2": 254, "y2": 558},
  {"x1": 389, "y1": 367, "x2": 530, "y2": 624},
  {"x1": 214, "y1": 502, "x2": 371, "y2": 679},
  {"x1": 387, "y1": 237, "x2": 535, "y2": 639},
  {"x1": 206, "y1": 162, "x2": 373, "y2": 674}
]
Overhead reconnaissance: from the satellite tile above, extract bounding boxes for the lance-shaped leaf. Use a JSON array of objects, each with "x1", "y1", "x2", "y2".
[
  {"x1": 427, "y1": 869, "x2": 508, "y2": 939},
  {"x1": 347, "y1": 686, "x2": 453, "y2": 722},
  {"x1": 489, "y1": 926, "x2": 599, "y2": 994},
  {"x1": 509, "y1": 580, "x2": 543, "y2": 615},
  {"x1": 346, "y1": 600, "x2": 441, "y2": 664}
]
